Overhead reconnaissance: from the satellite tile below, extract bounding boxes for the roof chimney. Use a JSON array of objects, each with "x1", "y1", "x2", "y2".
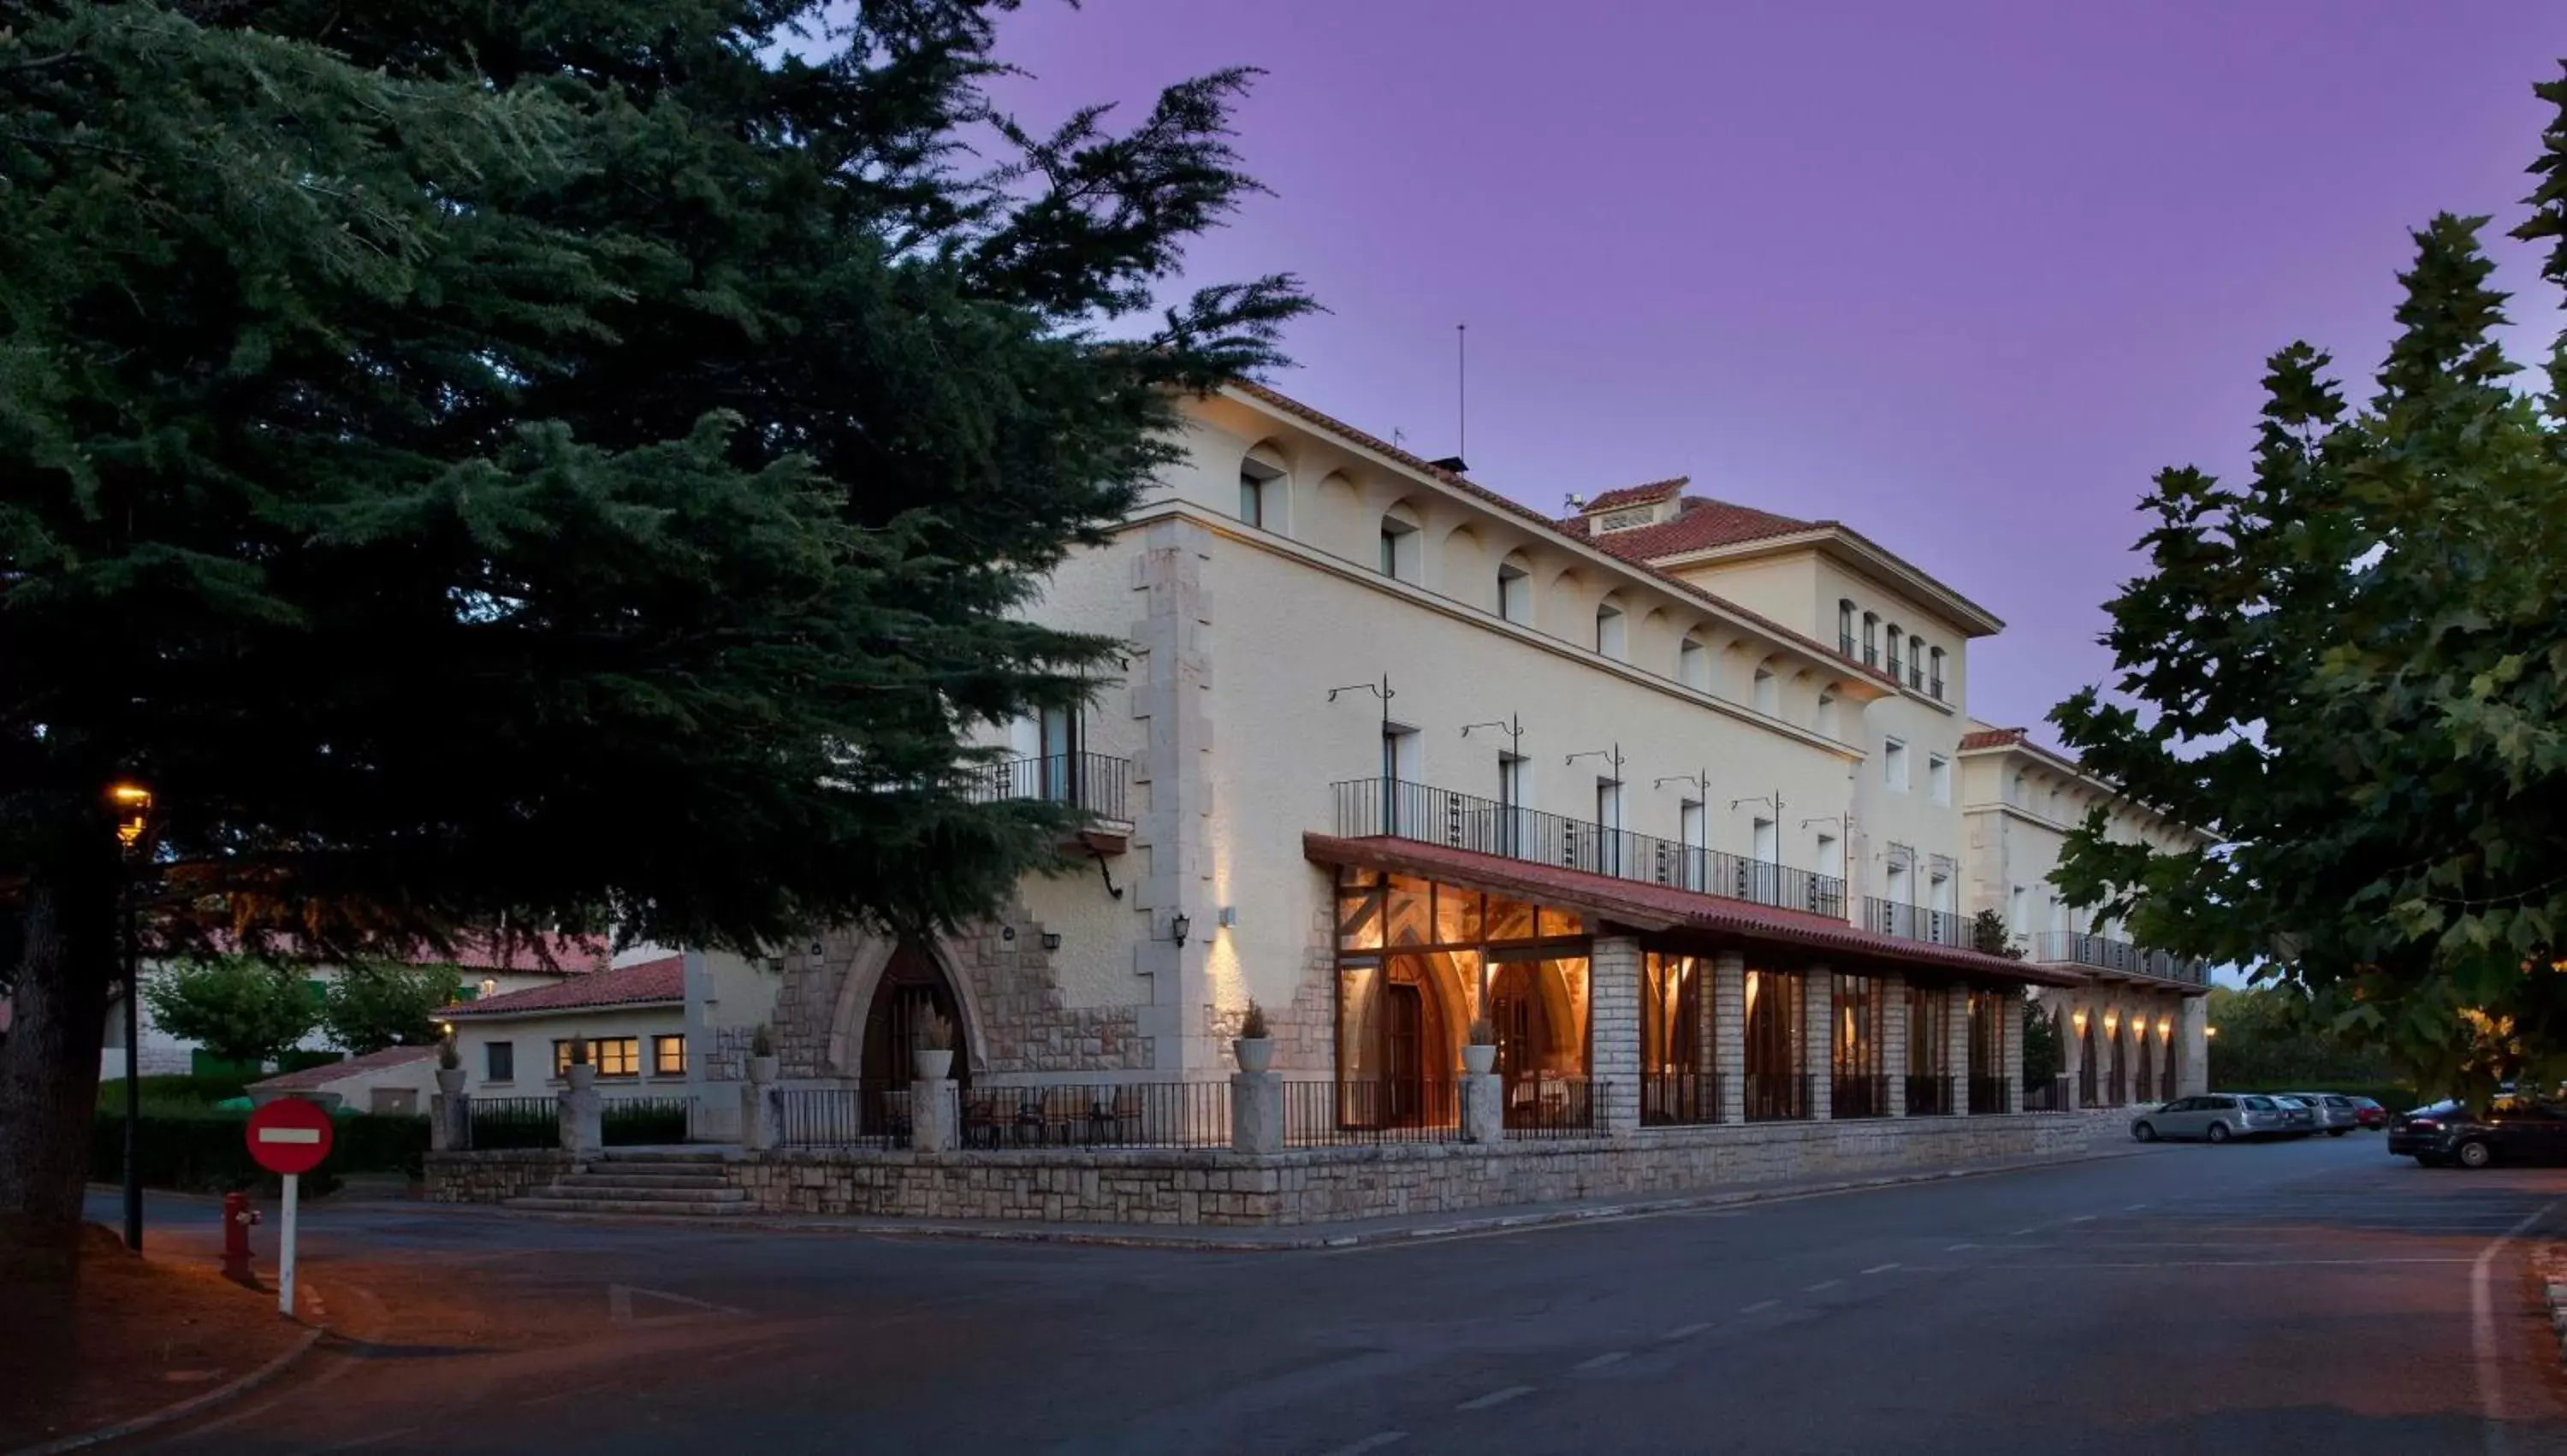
[{"x1": 1430, "y1": 456, "x2": 1469, "y2": 474}]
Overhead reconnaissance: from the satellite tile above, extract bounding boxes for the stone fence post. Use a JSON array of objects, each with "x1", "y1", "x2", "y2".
[
  {"x1": 1460, "y1": 1072, "x2": 1504, "y2": 1145},
  {"x1": 1230, "y1": 1071, "x2": 1283, "y2": 1154},
  {"x1": 429, "y1": 1091, "x2": 471, "y2": 1152},
  {"x1": 740, "y1": 1083, "x2": 780, "y2": 1152},
  {"x1": 911, "y1": 1077, "x2": 957, "y2": 1152},
  {"x1": 559, "y1": 1084, "x2": 602, "y2": 1156}
]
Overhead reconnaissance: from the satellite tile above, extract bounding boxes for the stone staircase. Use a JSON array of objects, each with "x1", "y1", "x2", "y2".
[{"x1": 505, "y1": 1148, "x2": 750, "y2": 1217}]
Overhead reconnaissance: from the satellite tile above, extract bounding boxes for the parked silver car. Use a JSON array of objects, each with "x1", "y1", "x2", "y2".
[
  {"x1": 2131, "y1": 1093, "x2": 2314, "y2": 1143},
  {"x1": 2279, "y1": 1091, "x2": 2361, "y2": 1136}
]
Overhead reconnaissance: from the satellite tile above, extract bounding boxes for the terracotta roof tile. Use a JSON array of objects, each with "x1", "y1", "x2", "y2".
[
  {"x1": 1958, "y1": 727, "x2": 2028, "y2": 751},
  {"x1": 1577, "y1": 477, "x2": 1688, "y2": 514},
  {"x1": 247, "y1": 1044, "x2": 437, "y2": 1092},
  {"x1": 441, "y1": 955, "x2": 683, "y2": 1018},
  {"x1": 1560, "y1": 496, "x2": 1820, "y2": 560},
  {"x1": 1303, "y1": 832, "x2": 2082, "y2": 988}
]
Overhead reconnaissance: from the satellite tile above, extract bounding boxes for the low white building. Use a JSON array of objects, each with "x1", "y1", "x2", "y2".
[
  {"x1": 440, "y1": 956, "x2": 688, "y2": 1105},
  {"x1": 668, "y1": 380, "x2": 2207, "y2": 1145},
  {"x1": 246, "y1": 1045, "x2": 442, "y2": 1116}
]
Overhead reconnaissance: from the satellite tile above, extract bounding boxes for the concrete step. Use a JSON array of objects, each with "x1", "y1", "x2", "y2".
[
  {"x1": 548, "y1": 1182, "x2": 744, "y2": 1204},
  {"x1": 554, "y1": 1172, "x2": 734, "y2": 1192},
  {"x1": 505, "y1": 1196, "x2": 752, "y2": 1216},
  {"x1": 593, "y1": 1148, "x2": 730, "y2": 1164}
]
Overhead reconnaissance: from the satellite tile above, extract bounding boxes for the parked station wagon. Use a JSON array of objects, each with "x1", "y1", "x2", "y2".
[{"x1": 2131, "y1": 1093, "x2": 2311, "y2": 1143}]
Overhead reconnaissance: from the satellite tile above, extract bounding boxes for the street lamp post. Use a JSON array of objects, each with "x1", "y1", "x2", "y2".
[{"x1": 111, "y1": 782, "x2": 151, "y2": 1253}]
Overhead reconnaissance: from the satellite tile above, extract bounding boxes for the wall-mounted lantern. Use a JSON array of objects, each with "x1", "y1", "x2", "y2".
[{"x1": 1170, "y1": 913, "x2": 1191, "y2": 949}]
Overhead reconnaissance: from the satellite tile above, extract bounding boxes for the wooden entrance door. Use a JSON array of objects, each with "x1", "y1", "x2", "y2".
[
  {"x1": 1488, "y1": 962, "x2": 1549, "y2": 1128},
  {"x1": 1384, "y1": 983, "x2": 1425, "y2": 1126}
]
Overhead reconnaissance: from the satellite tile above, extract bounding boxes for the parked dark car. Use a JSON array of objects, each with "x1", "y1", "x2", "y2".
[{"x1": 2390, "y1": 1097, "x2": 2567, "y2": 1168}]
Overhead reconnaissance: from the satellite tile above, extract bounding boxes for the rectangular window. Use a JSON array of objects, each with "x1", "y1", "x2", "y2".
[
  {"x1": 1929, "y1": 646, "x2": 1947, "y2": 700},
  {"x1": 1837, "y1": 600, "x2": 1857, "y2": 657},
  {"x1": 485, "y1": 1040, "x2": 514, "y2": 1082},
  {"x1": 1885, "y1": 626, "x2": 1903, "y2": 680},
  {"x1": 557, "y1": 1037, "x2": 640, "y2": 1078},
  {"x1": 1381, "y1": 725, "x2": 1420, "y2": 835},
  {"x1": 652, "y1": 1034, "x2": 687, "y2": 1076},
  {"x1": 1816, "y1": 832, "x2": 1841, "y2": 883},
  {"x1": 1238, "y1": 474, "x2": 1263, "y2": 527},
  {"x1": 1497, "y1": 562, "x2": 1530, "y2": 623},
  {"x1": 1929, "y1": 754, "x2": 1952, "y2": 805},
  {"x1": 1378, "y1": 519, "x2": 1416, "y2": 579},
  {"x1": 1884, "y1": 738, "x2": 1909, "y2": 791},
  {"x1": 1862, "y1": 613, "x2": 1878, "y2": 666},
  {"x1": 1595, "y1": 604, "x2": 1626, "y2": 660},
  {"x1": 1752, "y1": 667, "x2": 1778, "y2": 715},
  {"x1": 1743, "y1": 968, "x2": 1805, "y2": 1120}
]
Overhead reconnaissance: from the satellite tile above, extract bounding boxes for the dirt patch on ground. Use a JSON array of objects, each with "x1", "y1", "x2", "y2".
[{"x1": 0, "y1": 1223, "x2": 311, "y2": 1451}]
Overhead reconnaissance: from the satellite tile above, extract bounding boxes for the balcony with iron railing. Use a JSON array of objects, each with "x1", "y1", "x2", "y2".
[
  {"x1": 1329, "y1": 778, "x2": 1847, "y2": 920},
  {"x1": 969, "y1": 751, "x2": 1134, "y2": 849},
  {"x1": 1863, "y1": 897, "x2": 1967, "y2": 949},
  {"x1": 2030, "y1": 932, "x2": 2207, "y2": 987}
]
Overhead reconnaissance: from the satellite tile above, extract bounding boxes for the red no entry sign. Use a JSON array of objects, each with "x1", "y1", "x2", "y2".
[{"x1": 245, "y1": 1098, "x2": 335, "y2": 1176}]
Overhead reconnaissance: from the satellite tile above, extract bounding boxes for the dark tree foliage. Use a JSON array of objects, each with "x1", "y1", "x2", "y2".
[
  {"x1": 2051, "y1": 68, "x2": 2567, "y2": 1102},
  {"x1": 0, "y1": 0, "x2": 1311, "y2": 1265}
]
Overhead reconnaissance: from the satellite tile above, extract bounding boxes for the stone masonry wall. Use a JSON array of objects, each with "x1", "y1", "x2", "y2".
[
  {"x1": 436, "y1": 1114, "x2": 2108, "y2": 1227},
  {"x1": 425, "y1": 1149, "x2": 572, "y2": 1204}
]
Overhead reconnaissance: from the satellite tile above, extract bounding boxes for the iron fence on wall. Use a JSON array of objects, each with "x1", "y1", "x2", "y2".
[
  {"x1": 1504, "y1": 1078, "x2": 1606, "y2": 1139},
  {"x1": 1831, "y1": 1074, "x2": 1890, "y2": 1121},
  {"x1": 775, "y1": 1086, "x2": 905, "y2": 1149},
  {"x1": 1639, "y1": 1072, "x2": 1726, "y2": 1127},
  {"x1": 600, "y1": 1097, "x2": 691, "y2": 1147},
  {"x1": 1285, "y1": 1080, "x2": 1465, "y2": 1145},
  {"x1": 1745, "y1": 1073, "x2": 1811, "y2": 1122},
  {"x1": 1967, "y1": 1077, "x2": 2012, "y2": 1116},
  {"x1": 1906, "y1": 1074, "x2": 1956, "y2": 1117},
  {"x1": 957, "y1": 1081, "x2": 1230, "y2": 1150}
]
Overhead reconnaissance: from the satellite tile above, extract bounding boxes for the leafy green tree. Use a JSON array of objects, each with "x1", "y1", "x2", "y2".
[
  {"x1": 2051, "y1": 69, "x2": 2567, "y2": 1103},
  {"x1": 2021, "y1": 998, "x2": 2061, "y2": 1087},
  {"x1": 0, "y1": 0, "x2": 1309, "y2": 1273},
  {"x1": 320, "y1": 963, "x2": 463, "y2": 1054},
  {"x1": 140, "y1": 959, "x2": 317, "y2": 1070}
]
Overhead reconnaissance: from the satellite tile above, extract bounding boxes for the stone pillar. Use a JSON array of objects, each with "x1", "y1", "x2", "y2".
[
  {"x1": 2003, "y1": 987, "x2": 2026, "y2": 1113},
  {"x1": 429, "y1": 1092, "x2": 469, "y2": 1152},
  {"x1": 739, "y1": 1082, "x2": 780, "y2": 1152},
  {"x1": 1713, "y1": 951, "x2": 1746, "y2": 1125},
  {"x1": 1128, "y1": 518, "x2": 1218, "y2": 1075},
  {"x1": 1230, "y1": 1071, "x2": 1283, "y2": 1154},
  {"x1": 910, "y1": 1077, "x2": 957, "y2": 1152},
  {"x1": 1461, "y1": 1073, "x2": 1505, "y2": 1145},
  {"x1": 1944, "y1": 986, "x2": 1971, "y2": 1113},
  {"x1": 1590, "y1": 936, "x2": 1644, "y2": 1136},
  {"x1": 1802, "y1": 963, "x2": 1835, "y2": 1121},
  {"x1": 1881, "y1": 972, "x2": 1908, "y2": 1118},
  {"x1": 2179, "y1": 994, "x2": 2210, "y2": 1097},
  {"x1": 2061, "y1": 993, "x2": 2087, "y2": 1109},
  {"x1": 559, "y1": 1086, "x2": 602, "y2": 1155}
]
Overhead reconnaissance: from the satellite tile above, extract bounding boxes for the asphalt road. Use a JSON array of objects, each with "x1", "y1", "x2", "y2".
[{"x1": 95, "y1": 1135, "x2": 2567, "y2": 1455}]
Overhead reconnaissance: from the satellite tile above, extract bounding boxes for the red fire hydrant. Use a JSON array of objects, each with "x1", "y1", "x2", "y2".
[{"x1": 221, "y1": 1190, "x2": 261, "y2": 1285}]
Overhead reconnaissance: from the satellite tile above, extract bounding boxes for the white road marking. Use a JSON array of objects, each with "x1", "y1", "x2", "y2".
[
  {"x1": 1575, "y1": 1351, "x2": 1628, "y2": 1370},
  {"x1": 1945, "y1": 1242, "x2": 1979, "y2": 1251},
  {"x1": 1662, "y1": 1322, "x2": 1712, "y2": 1341},
  {"x1": 1860, "y1": 1262, "x2": 1901, "y2": 1275},
  {"x1": 1739, "y1": 1299, "x2": 1779, "y2": 1314},
  {"x1": 1804, "y1": 1279, "x2": 1843, "y2": 1293},
  {"x1": 2008, "y1": 1227, "x2": 2039, "y2": 1236},
  {"x1": 608, "y1": 1283, "x2": 750, "y2": 1322},
  {"x1": 2066, "y1": 1215, "x2": 2097, "y2": 1223},
  {"x1": 2125, "y1": 1202, "x2": 2150, "y2": 1210},
  {"x1": 1321, "y1": 1433, "x2": 1408, "y2": 1456},
  {"x1": 1456, "y1": 1385, "x2": 1534, "y2": 1412},
  {"x1": 2474, "y1": 1197, "x2": 2558, "y2": 1454}
]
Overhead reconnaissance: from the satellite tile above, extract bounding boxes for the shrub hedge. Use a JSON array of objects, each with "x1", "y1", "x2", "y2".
[{"x1": 90, "y1": 1111, "x2": 429, "y2": 1196}]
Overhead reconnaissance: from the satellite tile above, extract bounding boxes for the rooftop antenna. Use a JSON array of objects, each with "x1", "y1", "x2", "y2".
[{"x1": 1428, "y1": 323, "x2": 1470, "y2": 475}]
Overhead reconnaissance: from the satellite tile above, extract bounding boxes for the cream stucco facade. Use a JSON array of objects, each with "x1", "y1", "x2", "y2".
[{"x1": 687, "y1": 380, "x2": 2208, "y2": 1128}]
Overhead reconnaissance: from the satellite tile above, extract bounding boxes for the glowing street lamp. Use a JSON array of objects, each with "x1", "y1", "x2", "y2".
[{"x1": 107, "y1": 780, "x2": 153, "y2": 1253}]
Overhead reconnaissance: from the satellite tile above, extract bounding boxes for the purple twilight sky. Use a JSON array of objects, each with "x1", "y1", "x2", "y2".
[{"x1": 990, "y1": 1, "x2": 2567, "y2": 743}]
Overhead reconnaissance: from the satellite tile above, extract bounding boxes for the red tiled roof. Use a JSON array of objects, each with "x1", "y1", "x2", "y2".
[
  {"x1": 1560, "y1": 496, "x2": 1820, "y2": 561},
  {"x1": 441, "y1": 955, "x2": 684, "y2": 1018},
  {"x1": 1577, "y1": 477, "x2": 1688, "y2": 514},
  {"x1": 1959, "y1": 727, "x2": 2028, "y2": 751},
  {"x1": 1224, "y1": 383, "x2": 1900, "y2": 697},
  {"x1": 247, "y1": 1044, "x2": 436, "y2": 1092},
  {"x1": 1303, "y1": 832, "x2": 2083, "y2": 989}
]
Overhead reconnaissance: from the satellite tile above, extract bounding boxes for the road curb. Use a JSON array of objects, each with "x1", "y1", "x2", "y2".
[
  {"x1": 2544, "y1": 1258, "x2": 2567, "y2": 1368},
  {"x1": 3, "y1": 1323, "x2": 323, "y2": 1456},
  {"x1": 460, "y1": 1141, "x2": 2163, "y2": 1251}
]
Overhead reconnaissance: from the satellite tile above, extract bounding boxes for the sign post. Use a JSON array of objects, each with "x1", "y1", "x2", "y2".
[{"x1": 244, "y1": 1098, "x2": 334, "y2": 1319}]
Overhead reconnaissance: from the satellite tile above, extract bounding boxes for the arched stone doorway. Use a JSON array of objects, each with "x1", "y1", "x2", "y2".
[{"x1": 860, "y1": 942, "x2": 971, "y2": 1091}]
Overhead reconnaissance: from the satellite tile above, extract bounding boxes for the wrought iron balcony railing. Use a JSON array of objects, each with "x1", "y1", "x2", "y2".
[
  {"x1": 1329, "y1": 778, "x2": 1847, "y2": 920},
  {"x1": 2030, "y1": 932, "x2": 2207, "y2": 985},
  {"x1": 969, "y1": 751, "x2": 1131, "y2": 824},
  {"x1": 1863, "y1": 897, "x2": 1967, "y2": 948}
]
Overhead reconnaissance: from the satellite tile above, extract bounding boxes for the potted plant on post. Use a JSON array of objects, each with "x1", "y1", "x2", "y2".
[
  {"x1": 565, "y1": 1034, "x2": 596, "y2": 1092},
  {"x1": 1234, "y1": 1000, "x2": 1275, "y2": 1074},
  {"x1": 749, "y1": 1024, "x2": 779, "y2": 1084},
  {"x1": 914, "y1": 1013, "x2": 956, "y2": 1081},
  {"x1": 436, "y1": 1037, "x2": 466, "y2": 1095},
  {"x1": 1463, "y1": 1016, "x2": 1498, "y2": 1075}
]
